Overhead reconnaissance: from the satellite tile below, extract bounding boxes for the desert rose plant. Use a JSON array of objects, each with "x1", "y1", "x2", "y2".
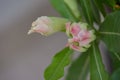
[{"x1": 28, "y1": 0, "x2": 120, "y2": 80}]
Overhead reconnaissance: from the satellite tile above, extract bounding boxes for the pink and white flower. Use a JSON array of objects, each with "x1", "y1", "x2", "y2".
[
  {"x1": 28, "y1": 16, "x2": 52, "y2": 36},
  {"x1": 66, "y1": 22, "x2": 96, "y2": 52},
  {"x1": 28, "y1": 16, "x2": 68, "y2": 36}
]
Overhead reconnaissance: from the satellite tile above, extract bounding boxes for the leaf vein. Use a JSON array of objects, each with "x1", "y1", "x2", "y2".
[
  {"x1": 48, "y1": 52, "x2": 70, "y2": 80},
  {"x1": 114, "y1": 52, "x2": 120, "y2": 62},
  {"x1": 100, "y1": 32, "x2": 120, "y2": 36},
  {"x1": 78, "y1": 56, "x2": 89, "y2": 80},
  {"x1": 93, "y1": 45, "x2": 103, "y2": 80}
]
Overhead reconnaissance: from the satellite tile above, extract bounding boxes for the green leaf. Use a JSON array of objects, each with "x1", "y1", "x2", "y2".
[
  {"x1": 44, "y1": 47, "x2": 73, "y2": 80},
  {"x1": 90, "y1": 0, "x2": 101, "y2": 24},
  {"x1": 92, "y1": 0, "x2": 106, "y2": 17},
  {"x1": 50, "y1": 0, "x2": 79, "y2": 21},
  {"x1": 66, "y1": 52, "x2": 89, "y2": 80},
  {"x1": 77, "y1": 0, "x2": 94, "y2": 26},
  {"x1": 103, "y1": 0, "x2": 116, "y2": 8},
  {"x1": 90, "y1": 42, "x2": 109, "y2": 80},
  {"x1": 111, "y1": 68, "x2": 120, "y2": 80},
  {"x1": 110, "y1": 52, "x2": 120, "y2": 71},
  {"x1": 99, "y1": 11, "x2": 120, "y2": 53},
  {"x1": 64, "y1": 0, "x2": 82, "y2": 21}
]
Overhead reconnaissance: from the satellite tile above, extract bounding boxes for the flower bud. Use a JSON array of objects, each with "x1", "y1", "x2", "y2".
[
  {"x1": 66, "y1": 22, "x2": 96, "y2": 52},
  {"x1": 28, "y1": 16, "x2": 68, "y2": 36}
]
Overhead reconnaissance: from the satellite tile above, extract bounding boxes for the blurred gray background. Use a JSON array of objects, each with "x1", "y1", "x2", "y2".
[{"x1": 0, "y1": 0, "x2": 68, "y2": 80}]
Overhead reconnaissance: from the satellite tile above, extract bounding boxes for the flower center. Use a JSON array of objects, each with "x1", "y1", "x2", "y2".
[{"x1": 73, "y1": 41, "x2": 79, "y2": 46}]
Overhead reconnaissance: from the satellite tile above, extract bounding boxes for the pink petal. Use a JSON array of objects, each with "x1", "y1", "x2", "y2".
[
  {"x1": 33, "y1": 25, "x2": 49, "y2": 34},
  {"x1": 73, "y1": 37, "x2": 80, "y2": 42},
  {"x1": 71, "y1": 24, "x2": 81, "y2": 36},
  {"x1": 80, "y1": 39, "x2": 91, "y2": 46},
  {"x1": 70, "y1": 44, "x2": 80, "y2": 51},
  {"x1": 78, "y1": 30, "x2": 90, "y2": 40}
]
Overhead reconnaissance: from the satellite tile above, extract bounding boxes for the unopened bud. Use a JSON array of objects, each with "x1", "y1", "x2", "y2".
[{"x1": 28, "y1": 16, "x2": 68, "y2": 36}]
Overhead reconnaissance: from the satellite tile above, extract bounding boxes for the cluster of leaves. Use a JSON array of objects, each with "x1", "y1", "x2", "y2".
[{"x1": 44, "y1": 0, "x2": 120, "y2": 80}]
